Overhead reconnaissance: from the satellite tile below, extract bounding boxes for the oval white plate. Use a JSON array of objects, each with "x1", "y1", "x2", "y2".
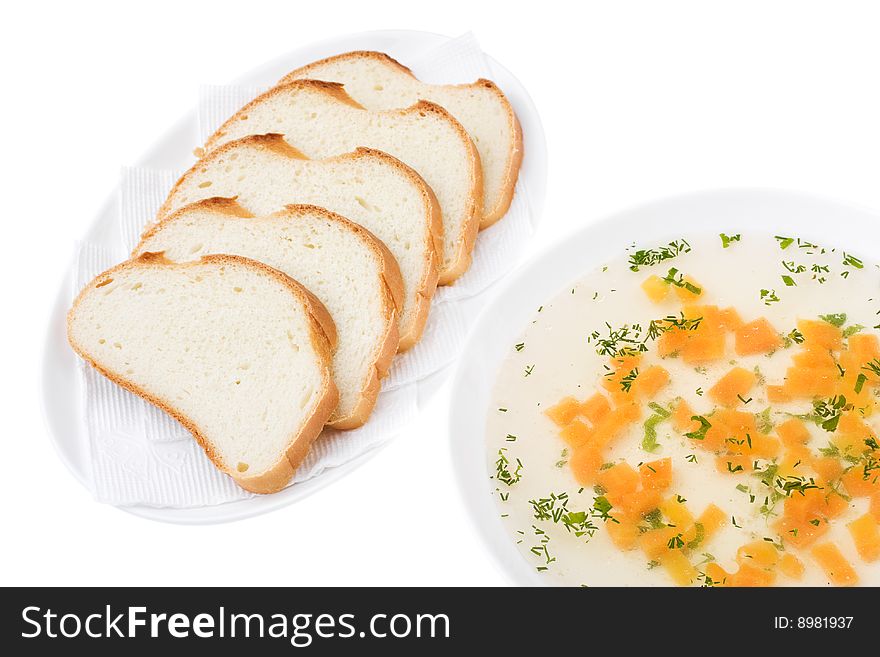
[
  {"x1": 449, "y1": 188, "x2": 880, "y2": 586},
  {"x1": 41, "y1": 29, "x2": 546, "y2": 524}
]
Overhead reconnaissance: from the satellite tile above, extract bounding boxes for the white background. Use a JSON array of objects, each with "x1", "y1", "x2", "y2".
[{"x1": 5, "y1": 0, "x2": 880, "y2": 586}]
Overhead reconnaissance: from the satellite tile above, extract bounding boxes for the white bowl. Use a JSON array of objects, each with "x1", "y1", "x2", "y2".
[{"x1": 448, "y1": 188, "x2": 880, "y2": 586}]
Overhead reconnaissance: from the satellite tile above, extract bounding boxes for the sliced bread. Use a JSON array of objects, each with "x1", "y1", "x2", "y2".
[
  {"x1": 282, "y1": 51, "x2": 523, "y2": 228},
  {"x1": 158, "y1": 134, "x2": 440, "y2": 350},
  {"x1": 134, "y1": 199, "x2": 404, "y2": 430},
  {"x1": 67, "y1": 252, "x2": 338, "y2": 494},
  {"x1": 202, "y1": 79, "x2": 482, "y2": 284}
]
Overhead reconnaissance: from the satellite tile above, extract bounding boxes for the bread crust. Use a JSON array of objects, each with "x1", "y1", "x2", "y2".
[
  {"x1": 66, "y1": 252, "x2": 338, "y2": 494},
  {"x1": 136, "y1": 198, "x2": 403, "y2": 430},
  {"x1": 156, "y1": 135, "x2": 440, "y2": 349},
  {"x1": 201, "y1": 80, "x2": 481, "y2": 286},
  {"x1": 282, "y1": 50, "x2": 522, "y2": 227}
]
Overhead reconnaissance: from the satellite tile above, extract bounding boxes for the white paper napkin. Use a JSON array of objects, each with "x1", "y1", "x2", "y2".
[{"x1": 75, "y1": 32, "x2": 535, "y2": 508}]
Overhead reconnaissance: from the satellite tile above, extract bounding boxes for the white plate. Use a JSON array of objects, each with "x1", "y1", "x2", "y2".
[
  {"x1": 449, "y1": 188, "x2": 880, "y2": 586},
  {"x1": 41, "y1": 30, "x2": 546, "y2": 524}
]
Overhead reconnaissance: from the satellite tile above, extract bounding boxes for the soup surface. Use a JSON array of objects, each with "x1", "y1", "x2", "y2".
[{"x1": 487, "y1": 232, "x2": 880, "y2": 586}]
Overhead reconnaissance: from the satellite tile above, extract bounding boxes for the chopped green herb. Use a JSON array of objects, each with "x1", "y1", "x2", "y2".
[
  {"x1": 628, "y1": 239, "x2": 692, "y2": 272},
  {"x1": 760, "y1": 289, "x2": 780, "y2": 305},
  {"x1": 720, "y1": 233, "x2": 741, "y2": 248},
  {"x1": 685, "y1": 416, "x2": 712, "y2": 441},
  {"x1": 819, "y1": 313, "x2": 847, "y2": 327},
  {"x1": 775, "y1": 236, "x2": 795, "y2": 250},
  {"x1": 781, "y1": 275, "x2": 796, "y2": 287},
  {"x1": 524, "y1": 364, "x2": 535, "y2": 377},
  {"x1": 843, "y1": 253, "x2": 864, "y2": 269},
  {"x1": 495, "y1": 449, "x2": 523, "y2": 487},
  {"x1": 662, "y1": 267, "x2": 701, "y2": 295}
]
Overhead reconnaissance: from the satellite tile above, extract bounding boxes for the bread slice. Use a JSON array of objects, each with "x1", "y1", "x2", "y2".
[
  {"x1": 134, "y1": 199, "x2": 404, "y2": 430},
  {"x1": 203, "y1": 79, "x2": 482, "y2": 284},
  {"x1": 282, "y1": 52, "x2": 522, "y2": 229},
  {"x1": 158, "y1": 134, "x2": 440, "y2": 351},
  {"x1": 67, "y1": 252, "x2": 338, "y2": 494}
]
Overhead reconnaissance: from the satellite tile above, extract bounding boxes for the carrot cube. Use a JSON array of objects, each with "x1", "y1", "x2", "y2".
[
  {"x1": 841, "y1": 466, "x2": 880, "y2": 497},
  {"x1": 776, "y1": 418, "x2": 811, "y2": 447},
  {"x1": 672, "y1": 399, "x2": 700, "y2": 433},
  {"x1": 847, "y1": 513, "x2": 880, "y2": 562},
  {"x1": 660, "y1": 496, "x2": 695, "y2": 528},
  {"x1": 631, "y1": 365, "x2": 669, "y2": 400},
  {"x1": 560, "y1": 419, "x2": 592, "y2": 448},
  {"x1": 704, "y1": 562, "x2": 731, "y2": 586},
  {"x1": 641, "y1": 275, "x2": 669, "y2": 303},
  {"x1": 798, "y1": 319, "x2": 843, "y2": 351},
  {"x1": 735, "y1": 318, "x2": 782, "y2": 356},
  {"x1": 659, "y1": 550, "x2": 697, "y2": 586},
  {"x1": 606, "y1": 519, "x2": 640, "y2": 551},
  {"x1": 579, "y1": 393, "x2": 611, "y2": 425},
  {"x1": 709, "y1": 367, "x2": 757, "y2": 407},
  {"x1": 784, "y1": 366, "x2": 840, "y2": 398},
  {"x1": 640, "y1": 458, "x2": 673, "y2": 490},
  {"x1": 681, "y1": 333, "x2": 726, "y2": 364},
  {"x1": 729, "y1": 562, "x2": 776, "y2": 587},
  {"x1": 569, "y1": 446, "x2": 602, "y2": 485},
  {"x1": 779, "y1": 553, "x2": 805, "y2": 579},
  {"x1": 697, "y1": 504, "x2": 727, "y2": 539},
  {"x1": 596, "y1": 462, "x2": 640, "y2": 497},
  {"x1": 736, "y1": 541, "x2": 779, "y2": 568},
  {"x1": 545, "y1": 396, "x2": 581, "y2": 426},
  {"x1": 766, "y1": 385, "x2": 792, "y2": 403},
  {"x1": 811, "y1": 542, "x2": 859, "y2": 586},
  {"x1": 673, "y1": 275, "x2": 703, "y2": 301},
  {"x1": 718, "y1": 307, "x2": 744, "y2": 331}
]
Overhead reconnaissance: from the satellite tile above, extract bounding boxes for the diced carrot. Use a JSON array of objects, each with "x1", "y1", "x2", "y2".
[
  {"x1": 871, "y1": 493, "x2": 880, "y2": 521},
  {"x1": 709, "y1": 366, "x2": 757, "y2": 407},
  {"x1": 615, "y1": 488, "x2": 663, "y2": 519},
  {"x1": 672, "y1": 399, "x2": 700, "y2": 433},
  {"x1": 606, "y1": 519, "x2": 640, "y2": 551},
  {"x1": 811, "y1": 542, "x2": 859, "y2": 586},
  {"x1": 735, "y1": 318, "x2": 782, "y2": 356},
  {"x1": 545, "y1": 396, "x2": 581, "y2": 426},
  {"x1": 736, "y1": 541, "x2": 779, "y2": 568},
  {"x1": 812, "y1": 456, "x2": 844, "y2": 483},
  {"x1": 590, "y1": 403, "x2": 641, "y2": 451},
  {"x1": 776, "y1": 418, "x2": 811, "y2": 447},
  {"x1": 847, "y1": 513, "x2": 880, "y2": 562},
  {"x1": 639, "y1": 527, "x2": 679, "y2": 559},
  {"x1": 841, "y1": 466, "x2": 880, "y2": 497},
  {"x1": 779, "y1": 445, "x2": 813, "y2": 478},
  {"x1": 630, "y1": 365, "x2": 670, "y2": 400},
  {"x1": 792, "y1": 346, "x2": 837, "y2": 369},
  {"x1": 681, "y1": 333, "x2": 726, "y2": 364},
  {"x1": 774, "y1": 515, "x2": 829, "y2": 548},
  {"x1": 837, "y1": 412, "x2": 875, "y2": 444},
  {"x1": 704, "y1": 562, "x2": 731, "y2": 586},
  {"x1": 596, "y1": 462, "x2": 640, "y2": 497},
  {"x1": 848, "y1": 333, "x2": 880, "y2": 361},
  {"x1": 783, "y1": 366, "x2": 840, "y2": 398},
  {"x1": 729, "y1": 562, "x2": 776, "y2": 587},
  {"x1": 560, "y1": 419, "x2": 592, "y2": 448},
  {"x1": 779, "y1": 553, "x2": 805, "y2": 580},
  {"x1": 785, "y1": 487, "x2": 848, "y2": 521},
  {"x1": 640, "y1": 458, "x2": 673, "y2": 490},
  {"x1": 660, "y1": 496, "x2": 694, "y2": 528},
  {"x1": 696, "y1": 504, "x2": 727, "y2": 539},
  {"x1": 658, "y1": 327, "x2": 690, "y2": 358},
  {"x1": 569, "y1": 446, "x2": 602, "y2": 485},
  {"x1": 641, "y1": 275, "x2": 669, "y2": 303},
  {"x1": 798, "y1": 319, "x2": 843, "y2": 351},
  {"x1": 579, "y1": 393, "x2": 611, "y2": 425},
  {"x1": 718, "y1": 307, "x2": 744, "y2": 331},
  {"x1": 659, "y1": 550, "x2": 697, "y2": 586},
  {"x1": 673, "y1": 275, "x2": 703, "y2": 301},
  {"x1": 766, "y1": 385, "x2": 792, "y2": 403}
]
